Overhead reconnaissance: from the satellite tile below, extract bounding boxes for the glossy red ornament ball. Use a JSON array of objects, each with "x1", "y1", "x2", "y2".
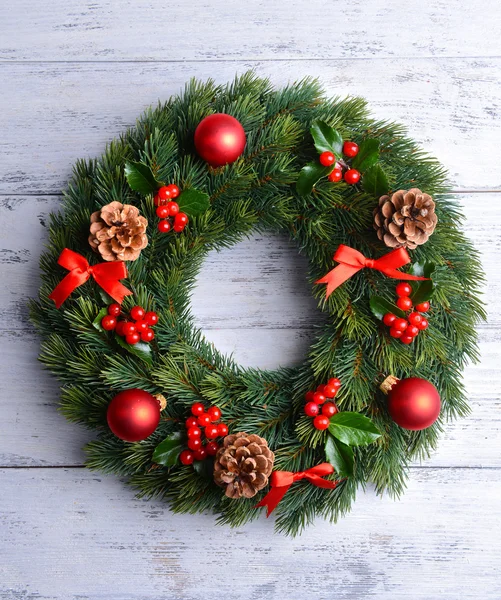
[
  {"x1": 387, "y1": 377, "x2": 441, "y2": 430},
  {"x1": 107, "y1": 389, "x2": 161, "y2": 442},
  {"x1": 328, "y1": 168, "x2": 343, "y2": 182},
  {"x1": 343, "y1": 141, "x2": 359, "y2": 157},
  {"x1": 194, "y1": 113, "x2": 246, "y2": 167},
  {"x1": 319, "y1": 151, "x2": 335, "y2": 167},
  {"x1": 304, "y1": 401, "x2": 320, "y2": 417},
  {"x1": 101, "y1": 315, "x2": 117, "y2": 331},
  {"x1": 313, "y1": 415, "x2": 330, "y2": 430},
  {"x1": 396, "y1": 296, "x2": 413, "y2": 311},
  {"x1": 344, "y1": 169, "x2": 360, "y2": 184},
  {"x1": 396, "y1": 282, "x2": 412, "y2": 297}
]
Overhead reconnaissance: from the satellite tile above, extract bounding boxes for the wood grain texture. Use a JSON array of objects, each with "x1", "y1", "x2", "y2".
[{"x1": 1, "y1": 0, "x2": 500, "y2": 61}]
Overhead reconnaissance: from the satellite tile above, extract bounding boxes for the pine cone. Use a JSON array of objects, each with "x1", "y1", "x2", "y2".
[
  {"x1": 88, "y1": 201, "x2": 148, "y2": 261},
  {"x1": 373, "y1": 188, "x2": 437, "y2": 250},
  {"x1": 214, "y1": 432, "x2": 274, "y2": 499}
]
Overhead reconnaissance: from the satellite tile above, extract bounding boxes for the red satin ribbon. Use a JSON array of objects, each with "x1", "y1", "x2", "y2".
[
  {"x1": 316, "y1": 244, "x2": 428, "y2": 298},
  {"x1": 256, "y1": 463, "x2": 341, "y2": 517},
  {"x1": 49, "y1": 248, "x2": 132, "y2": 308}
]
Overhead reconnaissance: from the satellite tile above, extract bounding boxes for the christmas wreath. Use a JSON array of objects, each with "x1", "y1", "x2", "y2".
[{"x1": 31, "y1": 73, "x2": 485, "y2": 535}]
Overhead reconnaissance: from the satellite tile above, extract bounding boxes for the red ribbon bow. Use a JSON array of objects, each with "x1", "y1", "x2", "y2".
[
  {"x1": 256, "y1": 463, "x2": 341, "y2": 517},
  {"x1": 49, "y1": 248, "x2": 132, "y2": 308},
  {"x1": 316, "y1": 244, "x2": 428, "y2": 298}
]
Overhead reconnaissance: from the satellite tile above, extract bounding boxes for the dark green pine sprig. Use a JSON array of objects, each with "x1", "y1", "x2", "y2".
[{"x1": 29, "y1": 72, "x2": 486, "y2": 536}]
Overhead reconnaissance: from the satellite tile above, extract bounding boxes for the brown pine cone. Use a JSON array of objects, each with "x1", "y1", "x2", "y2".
[
  {"x1": 89, "y1": 201, "x2": 148, "y2": 262},
  {"x1": 214, "y1": 432, "x2": 275, "y2": 499},
  {"x1": 373, "y1": 188, "x2": 437, "y2": 250}
]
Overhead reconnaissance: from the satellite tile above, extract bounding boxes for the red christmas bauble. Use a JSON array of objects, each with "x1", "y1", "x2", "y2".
[
  {"x1": 107, "y1": 389, "x2": 161, "y2": 442},
  {"x1": 194, "y1": 113, "x2": 246, "y2": 167},
  {"x1": 386, "y1": 377, "x2": 441, "y2": 430}
]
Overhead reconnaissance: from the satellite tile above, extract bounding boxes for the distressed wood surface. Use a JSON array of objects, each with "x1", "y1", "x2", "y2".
[{"x1": 1, "y1": 0, "x2": 501, "y2": 598}]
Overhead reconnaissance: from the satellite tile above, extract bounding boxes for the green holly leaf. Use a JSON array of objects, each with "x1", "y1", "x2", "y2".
[
  {"x1": 409, "y1": 262, "x2": 436, "y2": 305},
  {"x1": 329, "y1": 412, "x2": 382, "y2": 446},
  {"x1": 115, "y1": 334, "x2": 153, "y2": 366},
  {"x1": 193, "y1": 458, "x2": 214, "y2": 479},
  {"x1": 325, "y1": 434, "x2": 354, "y2": 477},
  {"x1": 92, "y1": 307, "x2": 108, "y2": 332},
  {"x1": 362, "y1": 164, "x2": 389, "y2": 197},
  {"x1": 351, "y1": 138, "x2": 380, "y2": 172},
  {"x1": 296, "y1": 162, "x2": 332, "y2": 196},
  {"x1": 124, "y1": 161, "x2": 162, "y2": 195},
  {"x1": 369, "y1": 296, "x2": 406, "y2": 320},
  {"x1": 152, "y1": 432, "x2": 184, "y2": 467},
  {"x1": 310, "y1": 120, "x2": 344, "y2": 155},
  {"x1": 177, "y1": 188, "x2": 210, "y2": 217}
]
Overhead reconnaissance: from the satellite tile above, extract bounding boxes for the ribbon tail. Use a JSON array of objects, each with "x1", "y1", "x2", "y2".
[
  {"x1": 93, "y1": 273, "x2": 133, "y2": 304},
  {"x1": 379, "y1": 267, "x2": 428, "y2": 282},
  {"x1": 316, "y1": 264, "x2": 360, "y2": 298},
  {"x1": 49, "y1": 270, "x2": 89, "y2": 308},
  {"x1": 255, "y1": 485, "x2": 291, "y2": 517}
]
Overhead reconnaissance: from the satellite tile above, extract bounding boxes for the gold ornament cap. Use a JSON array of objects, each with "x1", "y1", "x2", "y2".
[
  {"x1": 154, "y1": 393, "x2": 167, "y2": 411},
  {"x1": 380, "y1": 375, "x2": 400, "y2": 395}
]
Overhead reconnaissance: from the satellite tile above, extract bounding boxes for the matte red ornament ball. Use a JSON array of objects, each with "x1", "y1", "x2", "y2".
[
  {"x1": 194, "y1": 113, "x2": 246, "y2": 167},
  {"x1": 387, "y1": 377, "x2": 441, "y2": 430},
  {"x1": 107, "y1": 389, "x2": 161, "y2": 442}
]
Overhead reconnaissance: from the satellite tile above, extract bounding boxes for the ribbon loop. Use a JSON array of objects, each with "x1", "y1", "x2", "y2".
[
  {"x1": 316, "y1": 244, "x2": 428, "y2": 298},
  {"x1": 49, "y1": 248, "x2": 132, "y2": 308}
]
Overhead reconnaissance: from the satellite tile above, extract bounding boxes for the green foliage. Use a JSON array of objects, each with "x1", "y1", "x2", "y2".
[{"x1": 31, "y1": 72, "x2": 485, "y2": 536}]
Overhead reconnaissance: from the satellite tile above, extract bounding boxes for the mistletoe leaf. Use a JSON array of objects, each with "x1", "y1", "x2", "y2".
[
  {"x1": 115, "y1": 334, "x2": 153, "y2": 366},
  {"x1": 329, "y1": 412, "x2": 382, "y2": 446},
  {"x1": 325, "y1": 434, "x2": 354, "y2": 477},
  {"x1": 124, "y1": 161, "x2": 161, "y2": 195},
  {"x1": 362, "y1": 164, "x2": 389, "y2": 197},
  {"x1": 310, "y1": 120, "x2": 344, "y2": 155},
  {"x1": 370, "y1": 296, "x2": 406, "y2": 320},
  {"x1": 177, "y1": 188, "x2": 210, "y2": 217},
  {"x1": 152, "y1": 432, "x2": 184, "y2": 467},
  {"x1": 296, "y1": 162, "x2": 332, "y2": 196},
  {"x1": 351, "y1": 138, "x2": 380, "y2": 172}
]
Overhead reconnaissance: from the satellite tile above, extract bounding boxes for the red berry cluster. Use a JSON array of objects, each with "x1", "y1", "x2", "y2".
[
  {"x1": 303, "y1": 378, "x2": 342, "y2": 430},
  {"x1": 382, "y1": 283, "x2": 430, "y2": 345},
  {"x1": 179, "y1": 403, "x2": 228, "y2": 465},
  {"x1": 154, "y1": 184, "x2": 189, "y2": 234},
  {"x1": 319, "y1": 141, "x2": 360, "y2": 185},
  {"x1": 101, "y1": 304, "x2": 158, "y2": 345}
]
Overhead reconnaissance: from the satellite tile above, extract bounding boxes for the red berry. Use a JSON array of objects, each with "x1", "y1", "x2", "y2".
[
  {"x1": 194, "y1": 447, "x2": 207, "y2": 461},
  {"x1": 198, "y1": 413, "x2": 211, "y2": 427},
  {"x1": 416, "y1": 301, "x2": 430, "y2": 313},
  {"x1": 101, "y1": 315, "x2": 117, "y2": 331},
  {"x1": 205, "y1": 425, "x2": 219, "y2": 439},
  {"x1": 191, "y1": 402, "x2": 205, "y2": 416},
  {"x1": 157, "y1": 186, "x2": 172, "y2": 201},
  {"x1": 207, "y1": 406, "x2": 222, "y2": 422},
  {"x1": 134, "y1": 320, "x2": 149, "y2": 333},
  {"x1": 166, "y1": 201, "x2": 180, "y2": 216},
  {"x1": 174, "y1": 213, "x2": 189, "y2": 227},
  {"x1": 323, "y1": 384, "x2": 338, "y2": 399},
  {"x1": 304, "y1": 402, "x2": 320, "y2": 417},
  {"x1": 344, "y1": 169, "x2": 360, "y2": 184},
  {"x1": 188, "y1": 438, "x2": 202, "y2": 451},
  {"x1": 322, "y1": 402, "x2": 339, "y2": 417},
  {"x1": 187, "y1": 426, "x2": 202, "y2": 439},
  {"x1": 396, "y1": 282, "x2": 412, "y2": 297},
  {"x1": 130, "y1": 306, "x2": 145, "y2": 321},
  {"x1": 206, "y1": 441, "x2": 219, "y2": 456},
  {"x1": 393, "y1": 318, "x2": 408, "y2": 331},
  {"x1": 122, "y1": 322, "x2": 136, "y2": 336},
  {"x1": 217, "y1": 423, "x2": 229, "y2": 437},
  {"x1": 141, "y1": 328, "x2": 155, "y2": 343},
  {"x1": 144, "y1": 312, "x2": 159, "y2": 326},
  {"x1": 173, "y1": 223, "x2": 185, "y2": 233},
  {"x1": 153, "y1": 194, "x2": 162, "y2": 207},
  {"x1": 383, "y1": 313, "x2": 397, "y2": 327},
  {"x1": 312, "y1": 392, "x2": 326, "y2": 405},
  {"x1": 400, "y1": 335, "x2": 414, "y2": 345},
  {"x1": 328, "y1": 378, "x2": 341, "y2": 389},
  {"x1": 313, "y1": 415, "x2": 330, "y2": 430},
  {"x1": 185, "y1": 416, "x2": 198, "y2": 429},
  {"x1": 319, "y1": 151, "x2": 335, "y2": 167},
  {"x1": 115, "y1": 321, "x2": 126, "y2": 336},
  {"x1": 157, "y1": 220, "x2": 171, "y2": 234},
  {"x1": 156, "y1": 206, "x2": 170, "y2": 219},
  {"x1": 417, "y1": 318, "x2": 429, "y2": 330},
  {"x1": 327, "y1": 168, "x2": 343, "y2": 182},
  {"x1": 125, "y1": 332, "x2": 140, "y2": 345},
  {"x1": 396, "y1": 297, "x2": 413, "y2": 311},
  {"x1": 305, "y1": 391, "x2": 315, "y2": 402},
  {"x1": 107, "y1": 303, "x2": 121, "y2": 317},
  {"x1": 408, "y1": 312, "x2": 423, "y2": 326},
  {"x1": 179, "y1": 450, "x2": 194, "y2": 465},
  {"x1": 406, "y1": 325, "x2": 420, "y2": 337},
  {"x1": 343, "y1": 141, "x2": 359, "y2": 157},
  {"x1": 390, "y1": 326, "x2": 404, "y2": 339},
  {"x1": 166, "y1": 184, "x2": 180, "y2": 199}
]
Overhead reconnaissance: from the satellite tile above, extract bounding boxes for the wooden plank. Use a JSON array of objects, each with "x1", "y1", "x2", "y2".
[
  {"x1": 0, "y1": 60, "x2": 500, "y2": 195},
  {"x1": 1, "y1": 0, "x2": 501, "y2": 62},
  {"x1": 1, "y1": 467, "x2": 500, "y2": 599}
]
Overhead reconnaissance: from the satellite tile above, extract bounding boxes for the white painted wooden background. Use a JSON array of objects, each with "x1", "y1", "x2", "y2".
[{"x1": 1, "y1": 1, "x2": 500, "y2": 598}]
